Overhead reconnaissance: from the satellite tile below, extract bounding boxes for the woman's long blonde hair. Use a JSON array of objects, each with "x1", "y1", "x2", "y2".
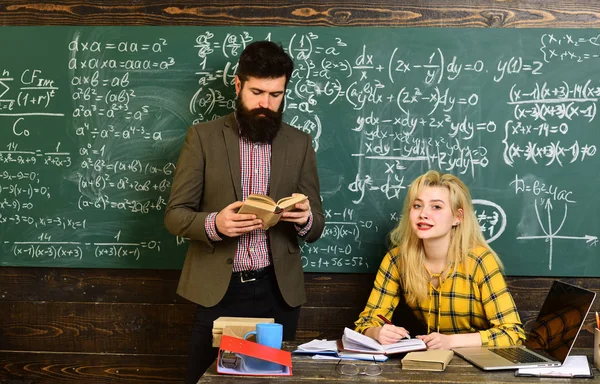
[{"x1": 389, "y1": 170, "x2": 502, "y2": 305}]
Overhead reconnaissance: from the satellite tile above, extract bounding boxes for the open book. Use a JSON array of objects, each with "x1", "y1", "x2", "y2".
[
  {"x1": 340, "y1": 327, "x2": 426, "y2": 355},
  {"x1": 293, "y1": 339, "x2": 389, "y2": 362},
  {"x1": 237, "y1": 194, "x2": 307, "y2": 230}
]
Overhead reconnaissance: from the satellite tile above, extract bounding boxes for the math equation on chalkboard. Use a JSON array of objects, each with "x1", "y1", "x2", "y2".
[{"x1": 0, "y1": 27, "x2": 598, "y2": 275}]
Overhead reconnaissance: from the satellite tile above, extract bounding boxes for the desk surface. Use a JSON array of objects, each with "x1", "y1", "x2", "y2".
[{"x1": 198, "y1": 344, "x2": 598, "y2": 383}]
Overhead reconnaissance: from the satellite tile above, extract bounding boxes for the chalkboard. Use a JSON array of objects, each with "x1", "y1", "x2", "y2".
[{"x1": 1, "y1": 26, "x2": 598, "y2": 275}]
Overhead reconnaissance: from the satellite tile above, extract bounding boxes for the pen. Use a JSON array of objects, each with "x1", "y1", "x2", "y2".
[
  {"x1": 596, "y1": 311, "x2": 599, "y2": 329},
  {"x1": 378, "y1": 314, "x2": 411, "y2": 338}
]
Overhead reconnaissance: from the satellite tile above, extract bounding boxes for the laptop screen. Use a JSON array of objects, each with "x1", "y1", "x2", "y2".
[{"x1": 523, "y1": 281, "x2": 596, "y2": 363}]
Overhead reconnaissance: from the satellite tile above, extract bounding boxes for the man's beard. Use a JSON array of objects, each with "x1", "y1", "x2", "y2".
[{"x1": 236, "y1": 98, "x2": 283, "y2": 143}]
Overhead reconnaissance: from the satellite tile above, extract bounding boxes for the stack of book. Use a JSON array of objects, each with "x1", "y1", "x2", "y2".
[{"x1": 212, "y1": 317, "x2": 274, "y2": 347}]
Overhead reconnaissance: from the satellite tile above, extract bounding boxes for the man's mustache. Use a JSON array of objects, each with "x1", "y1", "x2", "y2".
[{"x1": 246, "y1": 107, "x2": 279, "y2": 120}]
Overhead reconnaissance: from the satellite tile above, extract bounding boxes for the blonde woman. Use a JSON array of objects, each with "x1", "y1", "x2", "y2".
[{"x1": 355, "y1": 170, "x2": 525, "y2": 349}]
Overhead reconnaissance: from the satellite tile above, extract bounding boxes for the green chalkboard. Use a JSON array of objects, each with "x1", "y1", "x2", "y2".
[{"x1": 0, "y1": 26, "x2": 598, "y2": 275}]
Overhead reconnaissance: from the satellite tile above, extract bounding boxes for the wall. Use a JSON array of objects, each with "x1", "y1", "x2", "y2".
[{"x1": 1, "y1": 1, "x2": 600, "y2": 383}]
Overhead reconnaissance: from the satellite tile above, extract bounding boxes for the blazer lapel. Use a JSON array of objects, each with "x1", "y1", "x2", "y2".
[
  {"x1": 270, "y1": 128, "x2": 286, "y2": 199},
  {"x1": 223, "y1": 114, "x2": 242, "y2": 201}
]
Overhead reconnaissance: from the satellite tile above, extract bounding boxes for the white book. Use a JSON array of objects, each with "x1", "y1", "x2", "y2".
[{"x1": 341, "y1": 327, "x2": 426, "y2": 355}]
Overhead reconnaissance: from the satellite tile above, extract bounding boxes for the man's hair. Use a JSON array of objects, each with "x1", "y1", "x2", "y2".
[{"x1": 237, "y1": 41, "x2": 294, "y2": 86}]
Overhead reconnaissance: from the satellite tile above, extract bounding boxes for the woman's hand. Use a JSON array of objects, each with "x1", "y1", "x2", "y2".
[
  {"x1": 367, "y1": 324, "x2": 410, "y2": 345},
  {"x1": 417, "y1": 332, "x2": 481, "y2": 349},
  {"x1": 417, "y1": 332, "x2": 453, "y2": 349}
]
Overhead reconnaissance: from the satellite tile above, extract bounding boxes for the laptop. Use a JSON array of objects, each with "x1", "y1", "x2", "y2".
[{"x1": 454, "y1": 280, "x2": 596, "y2": 370}]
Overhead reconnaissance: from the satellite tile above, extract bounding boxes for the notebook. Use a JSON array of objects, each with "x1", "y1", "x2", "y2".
[
  {"x1": 339, "y1": 327, "x2": 426, "y2": 355},
  {"x1": 453, "y1": 280, "x2": 596, "y2": 370}
]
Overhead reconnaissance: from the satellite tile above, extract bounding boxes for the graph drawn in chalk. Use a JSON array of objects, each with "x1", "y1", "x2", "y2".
[{"x1": 517, "y1": 198, "x2": 598, "y2": 270}]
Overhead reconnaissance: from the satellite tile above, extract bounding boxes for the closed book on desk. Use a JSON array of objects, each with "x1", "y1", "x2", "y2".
[
  {"x1": 340, "y1": 327, "x2": 426, "y2": 355},
  {"x1": 212, "y1": 317, "x2": 274, "y2": 347},
  {"x1": 402, "y1": 350, "x2": 454, "y2": 371},
  {"x1": 213, "y1": 316, "x2": 274, "y2": 329}
]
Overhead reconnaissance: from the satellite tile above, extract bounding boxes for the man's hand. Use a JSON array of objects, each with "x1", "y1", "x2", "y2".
[
  {"x1": 215, "y1": 201, "x2": 263, "y2": 237},
  {"x1": 280, "y1": 193, "x2": 311, "y2": 226}
]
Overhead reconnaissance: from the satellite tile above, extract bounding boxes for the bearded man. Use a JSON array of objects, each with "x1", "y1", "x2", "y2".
[{"x1": 164, "y1": 41, "x2": 324, "y2": 383}]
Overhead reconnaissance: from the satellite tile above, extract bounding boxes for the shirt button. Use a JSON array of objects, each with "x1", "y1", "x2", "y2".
[
  {"x1": 254, "y1": 169, "x2": 259, "y2": 174},
  {"x1": 226, "y1": 258, "x2": 233, "y2": 265},
  {"x1": 249, "y1": 247, "x2": 255, "y2": 252}
]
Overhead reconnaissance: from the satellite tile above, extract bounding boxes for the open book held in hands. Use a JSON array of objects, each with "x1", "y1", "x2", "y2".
[
  {"x1": 340, "y1": 327, "x2": 426, "y2": 355},
  {"x1": 238, "y1": 194, "x2": 307, "y2": 230}
]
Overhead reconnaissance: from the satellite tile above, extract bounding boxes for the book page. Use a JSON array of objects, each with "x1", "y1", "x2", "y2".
[
  {"x1": 246, "y1": 194, "x2": 276, "y2": 206},
  {"x1": 238, "y1": 199, "x2": 275, "y2": 213},
  {"x1": 295, "y1": 339, "x2": 338, "y2": 353},
  {"x1": 342, "y1": 327, "x2": 383, "y2": 352},
  {"x1": 383, "y1": 338, "x2": 426, "y2": 353},
  {"x1": 276, "y1": 194, "x2": 307, "y2": 211},
  {"x1": 342, "y1": 327, "x2": 426, "y2": 355},
  {"x1": 337, "y1": 352, "x2": 389, "y2": 362}
]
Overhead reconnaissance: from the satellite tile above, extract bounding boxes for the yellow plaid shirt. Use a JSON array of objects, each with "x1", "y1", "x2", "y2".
[{"x1": 355, "y1": 246, "x2": 526, "y2": 346}]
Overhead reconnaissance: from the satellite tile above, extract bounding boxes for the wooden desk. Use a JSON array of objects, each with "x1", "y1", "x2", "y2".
[{"x1": 198, "y1": 344, "x2": 599, "y2": 383}]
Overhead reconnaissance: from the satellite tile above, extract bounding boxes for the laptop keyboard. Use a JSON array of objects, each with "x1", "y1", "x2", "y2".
[{"x1": 491, "y1": 348, "x2": 547, "y2": 364}]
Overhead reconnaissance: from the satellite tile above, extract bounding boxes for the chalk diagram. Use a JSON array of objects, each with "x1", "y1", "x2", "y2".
[
  {"x1": 473, "y1": 199, "x2": 507, "y2": 244},
  {"x1": 516, "y1": 198, "x2": 598, "y2": 270}
]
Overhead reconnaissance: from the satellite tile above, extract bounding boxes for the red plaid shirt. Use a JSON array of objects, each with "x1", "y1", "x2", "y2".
[{"x1": 205, "y1": 133, "x2": 312, "y2": 272}]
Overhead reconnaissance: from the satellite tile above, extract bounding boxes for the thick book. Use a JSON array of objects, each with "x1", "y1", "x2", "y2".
[
  {"x1": 401, "y1": 350, "x2": 454, "y2": 371},
  {"x1": 212, "y1": 317, "x2": 274, "y2": 347},
  {"x1": 213, "y1": 317, "x2": 274, "y2": 330},
  {"x1": 237, "y1": 194, "x2": 307, "y2": 229},
  {"x1": 340, "y1": 327, "x2": 426, "y2": 355}
]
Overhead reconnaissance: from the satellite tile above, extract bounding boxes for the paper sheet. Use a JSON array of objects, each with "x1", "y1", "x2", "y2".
[
  {"x1": 294, "y1": 339, "x2": 338, "y2": 353},
  {"x1": 516, "y1": 355, "x2": 592, "y2": 377}
]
